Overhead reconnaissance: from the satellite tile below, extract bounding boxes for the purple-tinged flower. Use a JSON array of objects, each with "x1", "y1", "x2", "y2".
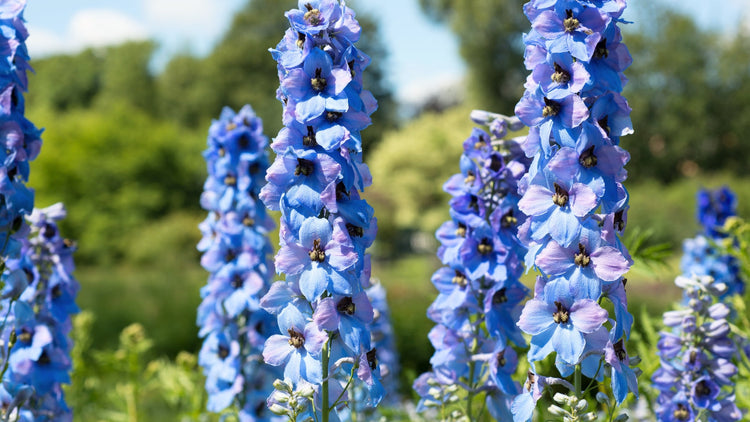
[
  {"x1": 314, "y1": 292, "x2": 373, "y2": 352},
  {"x1": 264, "y1": 304, "x2": 327, "y2": 384}
]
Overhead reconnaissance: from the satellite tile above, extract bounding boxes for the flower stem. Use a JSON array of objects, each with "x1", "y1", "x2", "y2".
[
  {"x1": 322, "y1": 339, "x2": 330, "y2": 422},
  {"x1": 466, "y1": 335, "x2": 480, "y2": 421},
  {"x1": 574, "y1": 364, "x2": 582, "y2": 398}
]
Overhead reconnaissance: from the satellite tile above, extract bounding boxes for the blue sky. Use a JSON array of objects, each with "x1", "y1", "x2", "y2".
[{"x1": 23, "y1": 0, "x2": 750, "y2": 104}]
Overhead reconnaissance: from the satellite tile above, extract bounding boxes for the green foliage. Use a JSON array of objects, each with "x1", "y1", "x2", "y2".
[
  {"x1": 28, "y1": 104, "x2": 205, "y2": 264},
  {"x1": 67, "y1": 313, "x2": 221, "y2": 421}
]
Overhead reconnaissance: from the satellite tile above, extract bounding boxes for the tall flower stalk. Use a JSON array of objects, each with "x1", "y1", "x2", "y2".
[
  {"x1": 681, "y1": 188, "x2": 743, "y2": 298},
  {"x1": 652, "y1": 275, "x2": 743, "y2": 421},
  {"x1": 1, "y1": 204, "x2": 78, "y2": 420},
  {"x1": 414, "y1": 111, "x2": 531, "y2": 421},
  {"x1": 197, "y1": 106, "x2": 281, "y2": 420},
  {"x1": 260, "y1": 1, "x2": 382, "y2": 420},
  {"x1": 512, "y1": 0, "x2": 637, "y2": 419}
]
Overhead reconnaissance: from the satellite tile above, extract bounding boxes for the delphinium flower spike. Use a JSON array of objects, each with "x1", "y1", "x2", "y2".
[
  {"x1": 0, "y1": 2, "x2": 55, "y2": 417},
  {"x1": 413, "y1": 111, "x2": 531, "y2": 421},
  {"x1": 1, "y1": 204, "x2": 79, "y2": 420},
  {"x1": 512, "y1": 0, "x2": 637, "y2": 419},
  {"x1": 259, "y1": 1, "x2": 382, "y2": 420},
  {"x1": 681, "y1": 187, "x2": 743, "y2": 298},
  {"x1": 197, "y1": 106, "x2": 282, "y2": 420},
  {"x1": 652, "y1": 275, "x2": 744, "y2": 421}
]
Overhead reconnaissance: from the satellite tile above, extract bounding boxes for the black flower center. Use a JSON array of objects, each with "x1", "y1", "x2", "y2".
[
  {"x1": 18, "y1": 329, "x2": 32, "y2": 344},
  {"x1": 563, "y1": 10, "x2": 580, "y2": 32},
  {"x1": 614, "y1": 339, "x2": 627, "y2": 362},
  {"x1": 231, "y1": 275, "x2": 243, "y2": 289},
  {"x1": 501, "y1": 210, "x2": 517, "y2": 228},
  {"x1": 551, "y1": 62, "x2": 571, "y2": 84},
  {"x1": 593, "y1": 38, "x2": 609, "y2": 59},
  {"x1": 542, "y1": 97, "x2": 561, "y2": 117},
  {"x1": 42, "y1": 223, "x2": 56, "y2": 239},
  {"x1": 474, "y1": 134, "x2": 488, "y2": 149},
  {"x1": 553, "y1": 301, "x2": 570, "y2": 324},
  {"x1": 493, "y1": 288, "x2": 508, "y2": 304},
  {"x1": 326, "y1": 111, "x2": 343, "y2": 122},
  {"x1": 243, "y1": 215, "x2": 255, "y2": 226},
  {"x1": 456, "y1": 223, "x2": 467, "y2": 238},
  {"x1": 574, "y1": 243, "x2": 591, "y2": 267},
  {"x1": 366, "y1": 348, "x2": 378, "y2": 370},
  {"x1": 295, "y1": 158, "x2": 315, "y2": 176},
  {"x1": 303, "y1": 126, "x2": 317, "y2": 147},
  {"x1": 296, "y1": 32, "x2": 306, "y2": 49},
  {"x1": 477, "y1": 238, "x2": 493, "y2": 255},
  {"x1": 496, "y1": 350, "x2": 507, "y2": 367},
  {"x1": 525, "y1": 371, "x2": 536, "y2": 391},
  {"x1": 38, "y1": 351, "x2": 51, "y2": 365},
  {"x1": 614, "y1": 210, "x2": 625, "y2": 232},
  {"x1": 288, "y1": 329, "x2": 305, "y2": 348},
  {"x1": 552, "y1": 183, "x2": 569, "y2": 207},
  {"x1": 579, "y1": 145, "x2": 597, "y2": 168},
  {"x1": 304, "y1": 4, "x2": 322, "y2": 25},
  {"x1": 336, "y1": 296, "x2": 356, "y2": 315},
  {"x1": 346, "y1": 223, "x2": 363, "y2": 238},
  {"x1": 452, "y1": 270, "x2": 468, "y2": 288},
  {"x1": 673, "y1": 404, "x2": 690, "y2": 421},
  {"x1": 309, "y1": 238, "x2": 326, "y2": 262},
  {"x1": 695, "y1": 380, "x2": 711, "y2": 398},
  {"x1": 52, "y1": 285, "x2": 63, "y2": 299},
  {"x1": 311, "y1": 68, "x2": 327, "y2": 92},
  {"x1": 465, "y1": 171, "x2": 476, "y2": 184},
  {"x1": 598, "y1": 115, "x2": 610, "y2": 135},
  {"x1": 218, "y1": 345, "x2": 229, "y2": 359}
]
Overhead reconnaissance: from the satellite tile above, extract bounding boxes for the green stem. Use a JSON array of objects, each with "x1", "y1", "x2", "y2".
[
  {"x1": 466, "y1": 358, "x2": 476, "y2": 421},
  {"x1": 322, "y1": 339, "x2": 330, "y2": 422},
  {"x1": 574, "y1": 364, "x2": 582, "y2": 398}
]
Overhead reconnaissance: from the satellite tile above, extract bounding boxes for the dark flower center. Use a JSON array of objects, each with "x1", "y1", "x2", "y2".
[
  {"x1": 43, "y1": 223, "x2": 56, "y2": 239},
  {"x1": 598, "y1": 115, "x2": 610, "y2": 135},
  {"x1": 673, "y1": 404, "x2": 690, "y2": 421},
  {"x1": 501, "y1": 210, "x2": 517, "y2": 228},
  {"x1": 63, "y1": 238, "x2": 76, "y2": 249},
  {"x1": 579, "y1": 145, "x2": 598, "y2": 168},
  {"x1": 456, "y1": 223, "x2": 467, "y2": 238},
  {"x1": 689, "y1": 350, "x2": 697, "y2": 365},
  {"x1": 346, "y1": 223, "x2": 363, "y2": 238},
  {"x1": 326, "y1": 111, "x2": 343, "y2": 122},
  {"x1": 296, "y1": 32, "x2": 306, "y2": 49},
  {"x1": 474, "y1": 134, "x2": 488, "y2": 149},
  {"x1": 238, "y1": 134, "x2": 250, "y2": 149},
  {"x1": 336, "y1": 296, "x2": 356, "y2": 315},
  {"x1": 224, "y1": 175, "x2": 237, "y2": 186},
  {"x1": 551, "y1": 62, "x2": 571, "y2": 84},
  {"x1": 231, "y1": 275, "x2": 243, "y2": 289},
  {"x1": 243, "y1": 215, "x2": 255, "y2": 226},
  {"x1": 489, "y1": 154, "x2": 505, "y2": 172},
  {"x1": 303, "y1": 126, "x2": 318, "y2": 146},
  {"x1": 295, "y1": 158, "x2": 315, "y2": 176},
  {"x1": 218, "y1": 147, "x2": 226, "y2": 157},
  {"x1": 563, "y1": 10, "x2": 580, "y2": 32},
  {"x1": 288, "y1": 328, "x2": 305, "y2": 348},
  {"x1": 574, "y1": 243, "x2": 591, "y2": 267},
  {"x1": 18, "y1": 329, "x2": 32, "y2": 344},
  {"x1": 525, "y1": 371, "x2": 536, "y2": 391},
  {"x1": 614, "y1": 339, "x2": 627, "y2": 362},
  {"x1": 52, "y1": 285, "x2": 63, "y2": 299},
  {"x1": 304, "y1": 4, "x2": 322, "y2": 25},
  {"x1": 552, "y1": 183, "x2": 569, "y2": 207},
  {"x1": 542, "y1": 97, "x2": 561, "y2": 117},
  {"x1": 493, "y1": 288, "x2": 508, "y2": 304},
  {"x1": 225, "y1": 250, "x2": 236, "y2": 262},
  {"x1": 477, "y1": 238, "x2": 493, "y2": 255},
  {"x1": 464, "y1": 171, "x2": 476, "y2": 184},
  {"x1": 309, "y1": 238, "x2": 326, "y2": 262},
  {"x1": 452, "y1": 270, "x2": 468, "y2": 288},
  {"x1": 496, "y1": 350, "x2": 506, "y2": 367},
  {"x1": 695, "y1": 380, "x2": 711, "y2": 397},
  {"x1": 593, "y1": 38, "x2": 609, "y2": 59},
  {"x1": 366, "y1": 348, "x2": 378, "y2": 370},
  {"x1": 218, "y1": 345, "x2": 229, "y2": 359},
  {"x1": 614, "y1": 210, "x2": 625, "y2": 231},
  {"x1": 38, "y1": 351, "x2": 51, "y2": 365},
  {"x1": 311, "y1": 68, "x2": 327, "y2": 92},
  {"x1": 553, "y1": 301, "x2": 570, "y2": 324}
]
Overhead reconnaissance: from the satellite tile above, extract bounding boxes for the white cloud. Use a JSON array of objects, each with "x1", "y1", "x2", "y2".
[
  {"x1": 143, "y1": 0, "x2": 225, "y2": 29},
  {"x1": 26, "y1": 9, "x2": 148, "y2": 57},
  {"x1": 69, "y1": 9, "x2": 149, "y2": 48}
]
